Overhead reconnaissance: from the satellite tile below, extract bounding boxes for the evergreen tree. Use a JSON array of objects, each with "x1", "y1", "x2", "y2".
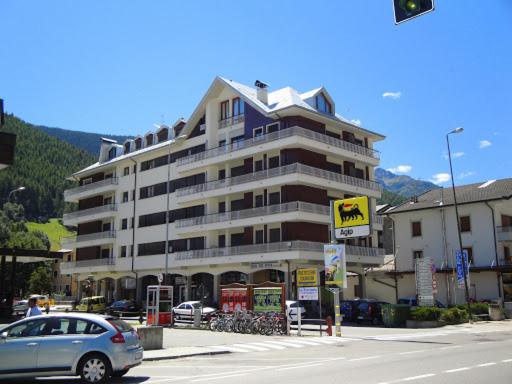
[{"x1": 28, "y1": 265, "x2": 52, "y2": 295}]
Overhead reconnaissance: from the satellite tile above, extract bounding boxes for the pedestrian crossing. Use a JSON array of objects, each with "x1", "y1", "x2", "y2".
[{"x1": 207, "y1": 336, "x2": 349, "y2": 353}]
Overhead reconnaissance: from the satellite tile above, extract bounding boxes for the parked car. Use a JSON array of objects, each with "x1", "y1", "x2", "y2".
[
  {"x1": 398, "y1": 297, "x2": 446, "y2": 308},
  {"x1": 339, "y1": 300, "x2": 359, "y2": 322},
  {"x1": 354, "y1": 300, "x2": 388, "y2": 325},
  {"x1": 0, "y1": 313, "x2": 143, "y2": 383},
  {"x1": 106, "y1": 300, "x2": 140, "y2": 316},
  {"x1": 76, "y1": 296, "x2": 107, "y2": 313},
  {"x1": 172, "y1": 301, "x2": 215, "y2": 320},
  {"x1": 285, "y1": 300, "x2": 306, "y2": 322},
  {"x1": 12, "y1": 300, "x2": 29, "y2": 316}
]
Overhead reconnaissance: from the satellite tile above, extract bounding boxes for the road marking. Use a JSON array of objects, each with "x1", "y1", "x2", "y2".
[
  {"x1": 191, "y1": 373, "x2": 249, "y2": 382},
  {"x1": 402, "y1": 373, "x2": 436, "y2": 381},
  {"x1": 445, "y1": 367, "x2": 471, "y2": 373},
  {"x1": 277, "y1": 363, "x2": 324, "y2": 371},
  {"x1": 286, "y1": 339, "x2": 323, "y2": 346},
  {"x1": 502, "y1": 359, "x2": 512, "y2": 363},
  {"x1": 476, "y1": 362, "x2": 497, "y2": 367},
  {"x1": 348, "y1": 355, "x2": 381, "y2": 361},
  {"x1": 264, "y1": 340, "x2": 304, "y2": 348},
  {"x1": 248, "y1": 342, "x2": 286, "y2": 350},
  {"x1": 439, "y1": 345, "x2": 462, "y2": 350},
  {"x1": 232, "y1": 343, "x2": 269, "y2": 351},
  {"x1": 399, "y1": 350, "x2": 425, "y2": 355},
  {"x1": 208, "y1": 345, "x2": 250, "y2": 353}
]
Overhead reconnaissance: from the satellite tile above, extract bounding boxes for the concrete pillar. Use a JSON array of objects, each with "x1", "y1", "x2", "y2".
[
  {"x1": 248, "y1": 272, "x2": 254, "y2": 284},
  {"x1": 185, "y1": 276, "x2": 192, "y2": 301},
  {"x1": 358, "y1": 272, "x2": 367, "y2": 299},
  {"x1": 284, "y1": 270, "x2": 291, "y2": 300},
  {"x1": 213, "y1": 274, "x2": 219, "y2": 303},
  {"x1": 136, "y1": 278, "x2": 143, "y2": 303}
]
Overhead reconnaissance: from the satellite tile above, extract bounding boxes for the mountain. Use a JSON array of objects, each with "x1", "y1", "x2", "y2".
[
  {"x1": 0, "y1": 114, "x2": 95, "y2": 219},
  {"x1": 38, "y1": 125, "x2": 131, "y2": 156},
  {"x1": 375, "y1": 168, "x2": 438, "y2": 201}
]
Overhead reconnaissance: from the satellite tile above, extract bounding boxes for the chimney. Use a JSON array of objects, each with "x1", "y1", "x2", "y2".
[{"x1": 255, "y1": 80, "x2": 269, "y2": 104}]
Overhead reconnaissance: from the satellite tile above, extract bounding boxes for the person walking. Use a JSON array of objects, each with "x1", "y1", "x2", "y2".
[{"x1": 26, "y1": 298, "x2": 42, "y2": 317}]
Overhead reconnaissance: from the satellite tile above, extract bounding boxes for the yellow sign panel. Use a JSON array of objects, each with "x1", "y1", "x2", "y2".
[
  {"x1": 297, "y1": 268, "x2": 318, "y2": 287},
  {"x1": 333, "y1": 196, "x2": 371, "y2": 239}
]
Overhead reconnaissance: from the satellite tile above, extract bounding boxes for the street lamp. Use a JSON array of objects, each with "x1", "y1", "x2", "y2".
[
  {"x1": 446, "y1": 127, "x2": 472, "y2": 320},
  {"x1": 7, "y1": 186, "x2": 25, "y2": 202}
]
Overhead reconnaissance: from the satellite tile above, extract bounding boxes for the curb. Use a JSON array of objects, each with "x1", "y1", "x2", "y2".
[{"x1": 143, "y1": 350, "x2": 231, "y2": 361}]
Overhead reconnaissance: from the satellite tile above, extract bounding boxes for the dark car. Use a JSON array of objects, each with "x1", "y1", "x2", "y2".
[
  {"x1": 106, "y1": 300, "x2": 140, "y2": 316},
  {"x1": 355, "y1": 300, "x2": 388, "y2": 325},
  {"x1": 340, "y1": 300, "x2": 359, "y2": 322}
]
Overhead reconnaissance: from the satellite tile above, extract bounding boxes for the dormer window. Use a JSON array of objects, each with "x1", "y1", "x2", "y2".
[
  {"x1": 146, "y1": 134, "x2": 154, "y2": 146},
  {"x1": 124, "y1": 142, "x2": 131, "y2": 154},
  {"x1": 108, "y1": 147, "x2": 117, "y2": 160},
  {"x1": 220, "y1": 100, "x2": 230, "y2": 121},
  {"x1": 232, "y1": 97, "x2": 244, "y2": 116},
  {"x1": 135, "y1": 138, "x2": 142, "y2": 150},
  {"x1": 316, "y1": 93, "x2": 332, "y2": 114}
]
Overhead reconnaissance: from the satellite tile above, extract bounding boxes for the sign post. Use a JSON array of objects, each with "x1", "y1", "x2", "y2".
[
  {"x1": 324, "y1": 242, "x2": 346, "y2": 338},
  {"x1": 415, "y1": 257, "x2": 434, "y2": 307},
  {"x1": 296, "y1": 268, "x2": 319, "y2": 337}
]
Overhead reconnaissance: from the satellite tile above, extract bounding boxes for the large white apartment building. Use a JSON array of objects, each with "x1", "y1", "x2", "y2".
[
  {"x1": 368, "y1": 179, "x2": 512, "y2": 307},
  {"x1": 61, "y1": 77, "x2": 385, "y2": 305}
]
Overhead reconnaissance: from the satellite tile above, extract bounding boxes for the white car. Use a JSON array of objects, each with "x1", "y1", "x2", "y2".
[
  {"x1": 286, "y1": 300, "x2": 306, "y2": 322},
  {"x1": 172, "y1": 301, "x2": 215, "y2": 320}
]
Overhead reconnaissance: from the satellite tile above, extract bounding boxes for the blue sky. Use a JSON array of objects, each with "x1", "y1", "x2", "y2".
[{"x1": 1, "y1": 1, "x2": 511, "y2": 185}]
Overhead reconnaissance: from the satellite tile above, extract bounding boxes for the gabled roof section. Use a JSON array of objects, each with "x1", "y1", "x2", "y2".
[{"x1": 387, "y1": 178, "x2": 512, "y2": 214}]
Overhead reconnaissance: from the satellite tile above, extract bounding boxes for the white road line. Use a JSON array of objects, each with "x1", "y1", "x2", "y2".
[
  {"x1": 286, "y1": 339, "x2": 323, "y2": 346},
  {"x1": 440, "y1": 345, "x2": 462, "y2": 350},
  {"x1": 309, "y1": 338, "x2": 340, "y2": 344},
  {"x1": 399, "y1": 350, "x2": 425, "y2": 355},
  {"x1": 348, "y1": 355, "x2": 382, "y2": 361},
  {"x1": 208, "y1": 345, "x2": 250, "y2": 353},
  {"x1": 264, "y1": 340, "x2": 305, "y2": 348},
  {"x1": 191, "y1": 373, "x2": 249, "y2": 382},
  {"x1": 232, "y1": 343, "x2": 269, "y2": 351},
  {"x1": 277, "y1": 363, "x2": 324, "y2": 371},
  {"x1": 402, "y1": 373, "x2": 436, "y2": 381},
  {"x1": 476, "y1": 362, "x2": 497, "y2": 367},
  {"x1": 502, "y1": 359, "x2": 512, "y2": 363},
  {"x1": 445, "y1": 367, "x2": 471, "y2": 373},
  {"x1": 247, "y1": 342, "x2": 286, "y2": 350}
]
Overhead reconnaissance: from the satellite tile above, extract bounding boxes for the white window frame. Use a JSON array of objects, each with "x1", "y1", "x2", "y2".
[
  {"x1": 266, "y1": 122, "x2": 280, "y2": 133},
  {"x1": 253, "y1": 126, "x2": 265, "y2": 138}
]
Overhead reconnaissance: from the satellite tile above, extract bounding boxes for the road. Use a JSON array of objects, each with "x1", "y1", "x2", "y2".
[{"x1": 8, "y1": 323, "x2": 512, "y2": 384}]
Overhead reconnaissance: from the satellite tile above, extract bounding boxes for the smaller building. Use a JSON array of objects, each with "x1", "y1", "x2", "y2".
[{"x1": 370, "y1": 179, "x2": 512, "y2": 306}]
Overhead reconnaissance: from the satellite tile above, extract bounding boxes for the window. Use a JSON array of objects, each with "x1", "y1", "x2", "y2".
[
  {"x1": 218, "y1": 235, "x2": 225, "y2": 248},
  {"x1": 315, "y1": 93, "x2": 332, "y2": 114},
  {"x1": 411, "y1": 221, "x2": 422, "y2": 237},
  {"x1": 108, "y1": 147, "x2": 117, "y2": 160},
  {"x1": 267, "y1": 122, "x2": 279, "y2": 134},
  {"x1": 121, "y1": 218, "x2": 128, "y2": 230},
  {"x1": 460, "y1": 216, "x2": 471, "y2": 232},
  {"x1": 269, "y1": 228, "x2": 281, "y2": 243},
  {"x1": 219, "y1": 139, "x2": 226, "y2": 147},
  {"x1": 232, "y1": 97, "x2": 244, "y2": 116},
  {"x1": 120, "y1": 246, "x2": 127, "y2": 258},
  {"x1": 122, "y1": 191, "x2": 129, "y2": 203},
  {"x1": 140, "y1": 182, "x2": 167, "y2": 199},
  {"x1": 463, "y1": 247, "x2": 474, "y2": 264},
  {"x1": 218, "y1": 169, "x2": 226, "y2": 180},
  {"x1": 5, "y1": 319, "x2": 46, "y2": 338},
  {"x1": 231, "y1": 233, "x2": 245, "y2": 246},
  {"x1": 139, "y1": 211, "x2": 166, "y2": 227},
  {"x1": 254, "y1": 160, "x2": 263, "y2": 172},
  {"x1": 255, "y1": 195, "x2": 263, "y2": 208},
  {"x1": 255, "y1": 230, "x2": 264, "y2": 244},
  {"x1": 220, "y1": 100, "x2": 230, "y2": 120},
  {"x1": 123, "y1": 167, "x2": 129, "y2": 176},
  {"x1": 504, "y1": 246, "x2": 511, "y2": 261},
  {"x1": 268, "y1": 156, "x2": 280, "y2": 169},
  {"x1": 138, "y1": 241, "x2": 166, "y2": 256},
  {"x1": 131, "y1": 190, "x2": 135, "y2": 201},
  {"x1": 253, "y1": 127, "x2": 264, "y2": 138},
  {"x1": 219, "y1": 202, "x2": 226, "y2": 213},
  {"x1": 268, "y1": 192, "x2": 280, "y2": 205},
  {"x1": 82, "y1": 177, "x2": 93, "y2": 185},
  {"x1": 413, "y1": 250, "x2": 423, "y2": 259}
]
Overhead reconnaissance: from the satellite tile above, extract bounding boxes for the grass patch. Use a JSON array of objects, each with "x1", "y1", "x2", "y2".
[{"x1": 26, "y1": 218, "x2": 75, "y2": 251}]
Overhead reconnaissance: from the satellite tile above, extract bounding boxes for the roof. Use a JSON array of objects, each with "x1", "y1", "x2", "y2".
[{"x1": 387, "y1": 178, "x2": 512, "y2": 214}]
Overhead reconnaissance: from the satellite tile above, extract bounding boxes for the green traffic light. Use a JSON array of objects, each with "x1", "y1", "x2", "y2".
[{"x1": 406, "y1": 1, "x2": 419, "y2": 12}]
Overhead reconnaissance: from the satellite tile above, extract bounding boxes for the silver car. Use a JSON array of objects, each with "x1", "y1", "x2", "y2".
[{"x1": 0, "y1": 313, "x2": 143, "y2": 383}]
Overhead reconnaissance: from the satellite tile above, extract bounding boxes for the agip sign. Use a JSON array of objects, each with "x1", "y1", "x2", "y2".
[{"x1": 333, "y1": 196, "x2": 371, "y2": 240}]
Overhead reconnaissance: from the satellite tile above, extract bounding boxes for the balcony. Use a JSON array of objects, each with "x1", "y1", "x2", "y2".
[
  {"x1": 497, "y1": 226, "x2": 512, "y2": 242},
  {"x1": 60, "y1": 257, "x2": 115, "y2": 274},
  {"x1": 219, "y1": 114, "x2": 245, "y2": 129},
  {"x1": 176, "y1": 162, "x2": 382, "y2": 202},
  {"x1": 62, "y1": 230, "x2": 116, "y2": 248},
  {"x1": 63, "y1": 204, "x2": 118, "y2": 226},
  {"x1": 64, "y1": 178, "x2": 118, "y2": 203},
  {"x1": 176, "y1": 126, "x2": 379, "y2": 169},
  {"x1": 173, "y1": 241, "x2": 385, "y2": 266}
]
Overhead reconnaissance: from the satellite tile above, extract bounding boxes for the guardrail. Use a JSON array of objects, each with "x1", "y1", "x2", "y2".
[
  {"x1": 63, "y1": 204, "x2": 118, "y2": 221},
  {"x1": 176, "y1": 162, "x2": 381, "y2": 197},
  {"x1": 62, "y1": 230, "x2": 116, "y2": 244},
  {"x1": 61, "y1": 257, "x2": 115, "y2": 269},
  {"x1": 64, "y1": 178, "x2": 118, "y2": 199},
  {"x1": 177, "y1": 125, "x2": 379, "y2": 166},
  {"x1": 219, "y1": 114, "x2": 245, "y2": 129}
]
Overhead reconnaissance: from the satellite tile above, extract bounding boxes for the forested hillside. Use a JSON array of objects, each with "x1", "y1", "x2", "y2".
[{"x1": 0, "y1": 114, "x2": 95, "y2": 219}]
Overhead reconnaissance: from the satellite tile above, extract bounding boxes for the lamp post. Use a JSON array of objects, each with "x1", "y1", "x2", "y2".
[
  {"x1": 446, "y1": 127, "x2": 472, "y2": 320},
  {"x1": 7, "y1": 186, "x2": 25, "y2": 202}
]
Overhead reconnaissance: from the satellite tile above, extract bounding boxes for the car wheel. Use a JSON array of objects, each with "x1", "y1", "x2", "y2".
[
  {"x1": 78, "y1": 353, "x2": 111, "y2": 384},
  {"x1": 112, "y1": 369, "x2": 129, "y2": 378}
]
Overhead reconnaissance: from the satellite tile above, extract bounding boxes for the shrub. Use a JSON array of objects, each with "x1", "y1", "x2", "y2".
[
  {"x1": 409, "y1": 307, "x2": 442, "y2": 321},
  {"x1": 441, "y1": 307, "x2": 468, "y2": 324},
  {"x1": 456, "y1": 302, "x2": 488, "y2": 315}
]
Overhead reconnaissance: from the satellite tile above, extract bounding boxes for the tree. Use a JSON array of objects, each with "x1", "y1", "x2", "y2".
[{"x1": 28, "y1": 264, "x2": 52, "y2": 294}]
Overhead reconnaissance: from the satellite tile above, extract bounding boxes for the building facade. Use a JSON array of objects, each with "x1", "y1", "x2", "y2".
[
  {"x1": 61, "y1": 77, "x2": 385, "y2": 305},
  {"x1": 373, "y1": 179, "x2": 512, "y2": 306}
]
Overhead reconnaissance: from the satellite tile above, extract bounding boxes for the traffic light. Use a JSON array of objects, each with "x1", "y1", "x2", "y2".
[{"x1": 393, "y1": 0, "x2": 434, "y2": 25}]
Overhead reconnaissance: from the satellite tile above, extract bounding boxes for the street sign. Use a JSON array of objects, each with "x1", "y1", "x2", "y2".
[
  {"x1": 456, "y1": 250, "x2": 470, "y2": 289},
  {"x1": 324, "y1": 244, "x2": 347, "y2": 288},
  {"x1": 332, "y1": 196, "x2": 371, "y2": 240},
  {"x1": 157, "y1": 273, "x2": 164, "y2": 283},
  {"x1": 297, "y1": 268, "x2": 317, "y2": 287},
  {"x1": 415, "y1": 257, "x2": 434, "y2": 306},
  {"x1": 298, "y1": 286, "x2": 319, "y2": 301}
]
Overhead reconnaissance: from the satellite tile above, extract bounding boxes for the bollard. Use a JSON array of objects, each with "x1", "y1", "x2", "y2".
[{"x1": 326, "y1": 316, "x2": 333, "y2": 336}]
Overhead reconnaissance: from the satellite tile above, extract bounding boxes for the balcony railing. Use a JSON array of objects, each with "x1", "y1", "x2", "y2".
[
  {"x1": 64, "y1": 178, "x2": 118, "y2": 199},
  {"x1": 174, "y1": 241, "x2": 385, "y2": 261},
  {"x1": 497, "y1": 226, "x2": 512, "y2": 242},
  {"x1": 219, "y1": 114, "x2": 245, "y2": 129},
  {"x1": 175, "y1": 201, "x2": 330, "y2": 228},
  {"x1": 177, "y1": 126, "x2": 379, "y2": 167},
  {"x1": 63, "y1": 204, "x2": 118, "y2": 221},
  {"x1": 176, "y1": 162, "x2": 381, "y2": 197},
  {"x1": 63, "y1": 230, "x2": 116, "y2": 245},
  {"x1": 61, "y1": 257, "x2": 115, "y2": 269}
]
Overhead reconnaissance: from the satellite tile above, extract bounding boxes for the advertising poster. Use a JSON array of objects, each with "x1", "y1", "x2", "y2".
[
  {"x1": 220, "y1": 288, "x2": 248, "y2": 313},
  {"x1": 253, "y1": 287, "x2": 283, "y2": 312},
  {"x1": 333, "y1": 196, "x2": 371, "y2": 240},
  {"x1": 298, "y1": 286, "x2": 319, "y2": 301},
  {"x1": 324, "y1": 244, "x2": 347, "y2": 288},
  {"x1": 456, "y1": 250, "x2": 470, "y2": 289},
  {"x1": 297, "y1": 268, "x2": 318, "y2": 287}
]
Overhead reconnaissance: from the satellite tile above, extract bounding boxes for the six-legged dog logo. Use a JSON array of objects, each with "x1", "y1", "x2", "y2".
[{"x1": 338, "y1": 202, "x2": 364, "y2": 224}]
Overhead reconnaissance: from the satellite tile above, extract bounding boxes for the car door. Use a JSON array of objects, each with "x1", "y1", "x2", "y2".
[
  {"x1": 36, "y1": 318, "x2": 88, "y2": 372},
  {"x1": 0, "y1": 318, "x2": 45, "y2": 375}
]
